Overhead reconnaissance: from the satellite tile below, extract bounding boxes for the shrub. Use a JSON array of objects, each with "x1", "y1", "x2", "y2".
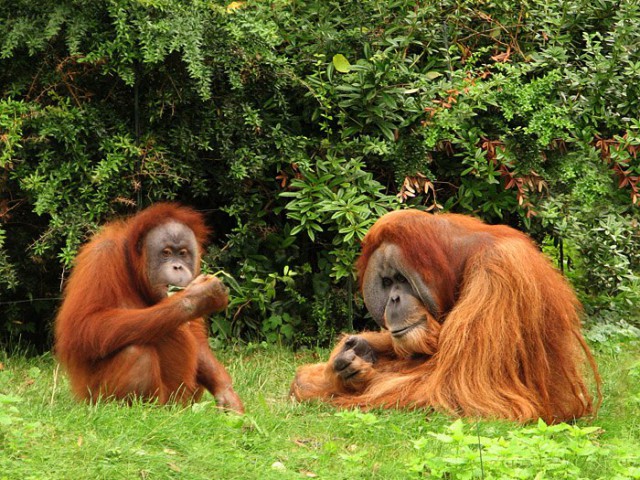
[{"x1": 1, "y1": 0, "x2": 638, "y2": 346}]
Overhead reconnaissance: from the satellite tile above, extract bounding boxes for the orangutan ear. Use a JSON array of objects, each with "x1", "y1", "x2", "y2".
[{"x1": 362, "y1": 243, "x2": 439, "y2": 326}]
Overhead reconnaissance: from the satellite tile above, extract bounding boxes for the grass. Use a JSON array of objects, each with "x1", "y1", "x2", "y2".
[{"x1": 1, "y1": 336, "x2": 640, "y2": 480}]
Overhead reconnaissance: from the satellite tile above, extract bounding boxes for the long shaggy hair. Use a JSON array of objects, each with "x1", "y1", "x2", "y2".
[{"x1": 292, "y1": 210, "x2": 601, "y2": 423}]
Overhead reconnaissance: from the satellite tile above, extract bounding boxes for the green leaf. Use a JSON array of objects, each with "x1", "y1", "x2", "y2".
[
  {"x1": 428, "y1": 432, "x2": 455, "y2": 443},
  {"x1": 332, "y1": 54, "x2": 352, "y2": 73}
]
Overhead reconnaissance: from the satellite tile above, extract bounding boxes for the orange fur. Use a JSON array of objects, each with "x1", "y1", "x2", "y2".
[
  {"x1": 291, "y1": 210, "x2": 601, "y2": 423},
  {"x1": 54, "y1": 203, "x2": 243, "y2": 411}
]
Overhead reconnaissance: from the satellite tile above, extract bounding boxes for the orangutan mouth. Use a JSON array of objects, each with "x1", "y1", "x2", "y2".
[{"x1": 390, "y1": 321, "x2": 423, "y2": 338}]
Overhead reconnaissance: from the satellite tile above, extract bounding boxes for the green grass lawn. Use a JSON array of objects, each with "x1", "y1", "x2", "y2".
[{"x1": 1, "y1": 336, "x2": 639, "y2": 480}]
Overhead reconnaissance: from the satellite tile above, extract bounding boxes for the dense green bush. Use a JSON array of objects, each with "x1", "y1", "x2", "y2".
[{"x1": 1, "y1": 0, "x2": 638, "y2": 348}]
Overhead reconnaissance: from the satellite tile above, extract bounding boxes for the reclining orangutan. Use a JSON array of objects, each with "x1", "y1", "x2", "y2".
[{"x1": 291, "y1": 209, "x2": 601, "y2": 423}]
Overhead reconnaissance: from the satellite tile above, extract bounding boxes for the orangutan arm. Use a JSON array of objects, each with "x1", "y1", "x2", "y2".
[{"x1": 290, "y1": 331, "x2": 397, "y2": 401}]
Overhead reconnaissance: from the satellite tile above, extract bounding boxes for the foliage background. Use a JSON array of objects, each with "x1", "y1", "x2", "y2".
[{"x1": 1, "y1": 0, "x2": 639, "y2": 348}]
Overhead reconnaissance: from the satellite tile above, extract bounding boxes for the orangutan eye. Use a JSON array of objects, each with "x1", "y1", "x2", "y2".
[
  {"x1": 382, "y1": 277, "x2": 392, "y2": 288},
  {"x1": 395, "y1": 274, "x2": 407, "y2": 283},
  {"x1": 178, "y1": 249, "x2": 188, "y2": 257},
  {"x1": 161, "y1": 248, "x2": 172, "y2": 258}
]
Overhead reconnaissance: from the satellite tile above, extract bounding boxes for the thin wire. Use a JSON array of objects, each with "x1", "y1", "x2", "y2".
[
  {"x1": 0, "y1": 297, "x2": 62, "y2": 306},
  {"x1": 476, "y1": 420, "x2": 485, "y2": 479},
  {"x1": 134, "y1": 59, "x2": 143, "y2": 209}
]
